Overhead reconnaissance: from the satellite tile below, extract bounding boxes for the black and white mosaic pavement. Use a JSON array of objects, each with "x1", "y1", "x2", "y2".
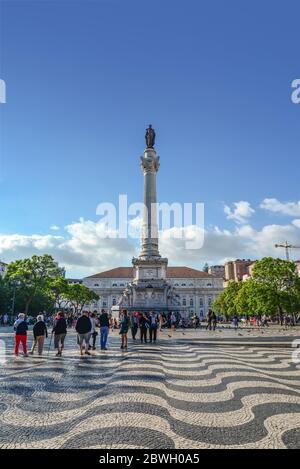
[{"x1": 0, "y1": 329, "x2": 299, "y2": 449}]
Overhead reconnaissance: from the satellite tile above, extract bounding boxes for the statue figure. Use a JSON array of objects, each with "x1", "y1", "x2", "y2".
[{"x1": 145, "y1": 124, "x2": 156, "y2": 148}]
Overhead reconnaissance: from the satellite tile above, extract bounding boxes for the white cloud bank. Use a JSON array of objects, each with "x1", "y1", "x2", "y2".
[
  {"x1": 0, "y1": 219, "x2": 137, "y2": 277},
  {"x1": 1, "y1": 216, "x2": 300, "y2": 277},
  {"x1": 260, "y1": 198, "x2": 300, "y2": 217}
]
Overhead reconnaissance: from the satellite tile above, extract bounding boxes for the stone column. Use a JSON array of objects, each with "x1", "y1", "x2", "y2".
[{"x1": 139, "y1": 147, "x2": 161, "y2": 259}]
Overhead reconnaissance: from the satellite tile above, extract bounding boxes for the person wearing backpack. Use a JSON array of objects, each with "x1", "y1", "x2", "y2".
[
  {"x1": 14, "y1": 313, "x2": 28, "y2": 357},
  {"x1": 30, "y1": 315, "x2": 48, "y2": 356},
  {"x1": 149, "y1": 311, "x2": 159, "y2": 344}
]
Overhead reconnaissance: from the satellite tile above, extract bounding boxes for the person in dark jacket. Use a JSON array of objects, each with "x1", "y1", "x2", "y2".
[
  {"x1": 76, "y1": 311, "x2": 92, "y2": 356},
  {"x1": 140, "y1": 313, "x2": 150, "y2": 344},
  {"x1": 119, "y1": 310, "x2": 130, "y2": 350},
  {"x1": 14, "y1": 313, "x2": 28, "y2": 357},
  {"x1": 99, "y1": 309, "x2": 109, "y2": 350},
  {"x1": 52, "y1": 311, "x2": 67, "y2": 357},
  {"x1": 29, "y1": 314, "x2": 48, "y2": 355},
  {"x1": 149, "y1": 311, "x2": 159, "y2": 344}
]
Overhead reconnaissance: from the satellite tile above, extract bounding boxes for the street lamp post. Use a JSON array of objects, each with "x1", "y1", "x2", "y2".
[{"x1": 10, "y1": 280, "x2": 20, "y2": 319}]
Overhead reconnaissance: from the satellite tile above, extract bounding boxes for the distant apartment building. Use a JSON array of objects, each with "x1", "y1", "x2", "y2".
[
  {"x1": 225, "y1": 259, "x2": 254, "y2": 282},
  {"x1": 208, "y1": 265, "x2": 225, "y2": 278},
  {"x1": 295, "y1": 261, "x2": 300, "y2": 277},
  {"x1": 0, "y1": 261, "x2": 7, "y2": 278}
]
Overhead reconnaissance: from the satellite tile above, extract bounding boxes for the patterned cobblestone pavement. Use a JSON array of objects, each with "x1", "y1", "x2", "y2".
[{"x1": 0, "y1": 328, "x2": 299, "y2": 449}]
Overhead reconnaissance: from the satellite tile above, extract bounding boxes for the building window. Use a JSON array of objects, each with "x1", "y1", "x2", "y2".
[
  {"x1": 182, "y1": 283, "x2": 186, "y2": 287},
  {"x1": 182, "y1": 298, "x2": 186, "y2": 306},
  {"x1": 112, "y1": 283, "x2": 117, "y2": 287},
  {"x1": 120, "y1": 283, "x2": 125, "y2": 287},
  {"x1": 199, "y1": 297, "x2": 203, "y2": 307},
  {"x1": 102, "y1": 301, "x2": 107, "y2": 307},
  {"x1": 112, "y1": 298, "x2": 117, "y2": 306},
  {"x1": 190, "y1": 298, "x2": 194, "y2": 307},
  {"x1": 208, "y1": 297, "x2": 212, "y2": 307},
  {"x1": 94, "y1": 284, "x2": 99, "y2": 287}
]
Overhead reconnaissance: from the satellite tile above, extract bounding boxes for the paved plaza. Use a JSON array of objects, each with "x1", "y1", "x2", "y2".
[{"x1": 0, "y1": 327, "x2": 300, "y2": 449}]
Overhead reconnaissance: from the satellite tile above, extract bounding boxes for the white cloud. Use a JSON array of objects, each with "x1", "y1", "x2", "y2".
[
  {"x1": 1, "y1": 215, "x2": 300, "y2": 278},
  {"x1": 159, "y1": 222, "x2": 300, "y2": 266},
  {"x1": 292, "y1": 219, "x2": 300, "y2": 229},
  {"x1": 0, "y1": 219, "x2": 137, "y2": 277},
  {"x1": 50, "y1": 225, "x2": 60, "y2": 231},
  {"x1": 260, "y1": 198, "x2": 300, "y2": 217},
  {"x1": 224, "y1": 201, "x2": 255, "y2": 224}
]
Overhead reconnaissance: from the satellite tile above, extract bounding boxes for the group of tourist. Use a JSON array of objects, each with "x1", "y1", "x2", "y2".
[{"x1": 12, "y1": 309, "x2": 170, "y2": 358}]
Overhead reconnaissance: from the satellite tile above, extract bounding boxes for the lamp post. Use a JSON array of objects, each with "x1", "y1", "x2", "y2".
[{"x1": 10, "y1": 279, "x2": 20, "y2": 319}]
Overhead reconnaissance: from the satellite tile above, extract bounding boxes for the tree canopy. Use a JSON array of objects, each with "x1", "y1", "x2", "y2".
[{"x1": 213, "y1": 257, "x2": 300, "y2": 318}]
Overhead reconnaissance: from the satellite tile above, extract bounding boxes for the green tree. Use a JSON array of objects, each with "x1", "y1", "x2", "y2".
[
  {"x1": 67, "y1": 283, "x2": 99, "y2": 314},
  {"x1": 5, "y1": 255, "x2": 62, "y2": 315},
  {"x1": 203, "y1": 263, "x2": 209, "y2": 273},
  {"x1": 0, "y1": 276, "x2": 12, "y2": 312},
  {"x1": 252, "y1": 257, "x2": 299, "y2": 322},
  {"x1": 213, "y1": 281, "x2": 242, "y2": 317},
  {"x1": 48, "y1": 276, "x2": 69, "y2": 310},
  {"x1": 235, "y1": 278, "x2": 275, "y2": 316}
]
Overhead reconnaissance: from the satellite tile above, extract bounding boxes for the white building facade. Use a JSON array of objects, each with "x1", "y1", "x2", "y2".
[
  {"x1": 83, "y1": 266, "x2": 223, "y2": 319},
  {"x1": 0, "y1": 262, "x2": 7, "y2": 278}
]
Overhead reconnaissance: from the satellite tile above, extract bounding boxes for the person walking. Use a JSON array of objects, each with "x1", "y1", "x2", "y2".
[
  {"x1": 89, "y1": 312, "x2": 98, "y2": 350},
  {"x1": 206, "y1": 309, "x2": 213, "y2": 331},
  {"x1": 140, "y1": 312, "x2": 150, "y2": 344},
  {"x1": 170, "y1": 312, "x2": 177, "y2": 332},
  {"x1": 76, "y1": 311, "x2": 92, "y2": 356},
  {"x1": 52, "y1": 311, "x2": 67, "y2": 357},
  {"x1": 212, "y1": 311, "x2": 217, "y2": 331},
  {"x1": 119, "y1": 310, "x2": 130, "y2": 349},
  {"x1": 99, "y1": 309, "x2": 109, "y2": 350},
  {"x1": 29, "y1": 315, "x2": 48, "y2": 356},
  {"x1": 14, "y1": 313, "x2": 28, "y2": 357},
  {"x1": 233, "y1": 315, "x2": 239, "y2": 330},
  {"x1": 149, "y1": 311, "x2": 159, "y2": 344},
  {"x1": 3, "y1": 313, "x2": 8, "y2": 327},
  {"x1": 131, "y1": 312, "x2": 139, "y2": 340}
]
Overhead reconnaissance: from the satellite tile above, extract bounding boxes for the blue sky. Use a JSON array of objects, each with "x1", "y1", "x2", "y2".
[{"x1": 0, "y1": 0, "x2": 300, "y2": 276}]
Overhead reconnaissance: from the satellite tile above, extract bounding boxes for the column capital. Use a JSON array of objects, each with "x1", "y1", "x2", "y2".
[{"x1": 140, "y1": 149, "x2": 160, "y2": 174}]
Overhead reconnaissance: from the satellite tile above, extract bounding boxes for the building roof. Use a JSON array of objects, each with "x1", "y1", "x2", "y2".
[{"x1": 85, "y1": 266, "x2": 215, "y2": 279}]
